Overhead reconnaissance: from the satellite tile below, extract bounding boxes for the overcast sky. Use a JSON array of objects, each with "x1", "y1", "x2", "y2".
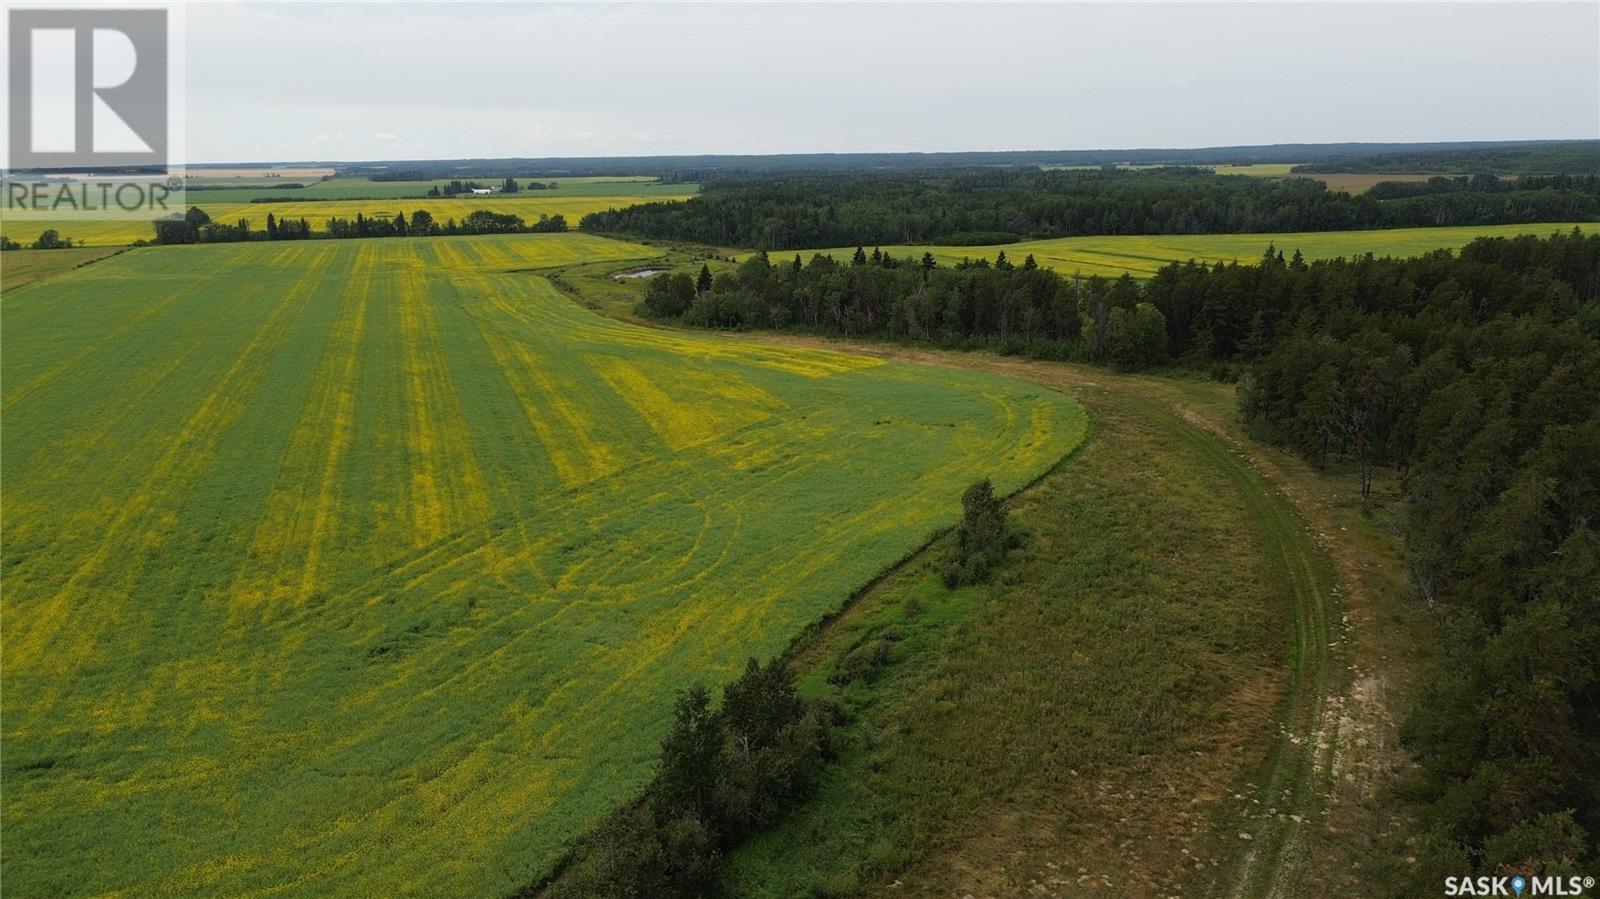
[{"x1": 184, "y1": 1, "x2": 1600, "y2": 163}]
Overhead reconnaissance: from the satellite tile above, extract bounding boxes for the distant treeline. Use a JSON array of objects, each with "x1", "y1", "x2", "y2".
[
  {"x1": 429, "y1": 178, "x2": 554, "y2": 196},
  {"x1": 1366, "y1": 173, "x2": 1600, "y2": 199},
  {"x1": 369, "y1": 169, "x2": 433, "y2": 182},
  {"x1": 187, "y1": 182, "x2": 306, "y2": 192},
  {"x1": 327, "y1": 140, "x2": 1597, "y2": 180},
  {"x1": 0, "y1": 229, "x2": 80, "y2": 250},
  {"x1": 581, "y1": 168, "x2": 1600, "y2": 249},
  {"x1": 367, "y1": 171, "x2": 558, "y2": 190},
  {"x1": 148, "y1": 205, "x2": 566, "y2": 244},
  {"x1": 637, "y1": 230, "x2": 1600, "y2": 883},
  {"x1": 1292, "y1": 142, "x2": 1600, "y2": 175}
]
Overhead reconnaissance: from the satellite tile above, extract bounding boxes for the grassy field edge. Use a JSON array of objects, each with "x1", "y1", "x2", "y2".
[{"x1": 553, "y1": 262, "x2": 1428, "y2": 897}]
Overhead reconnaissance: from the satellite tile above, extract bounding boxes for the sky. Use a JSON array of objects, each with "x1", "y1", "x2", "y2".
[{"x1": 181, "y1": 1, "x2": 1600, "y2": 163}]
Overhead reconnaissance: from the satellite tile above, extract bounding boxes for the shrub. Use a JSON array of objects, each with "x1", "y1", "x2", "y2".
[{"x1": 827, "y1": 639, "x2": 891, "y2": 686}]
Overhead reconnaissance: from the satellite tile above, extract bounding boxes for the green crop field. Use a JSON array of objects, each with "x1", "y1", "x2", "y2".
[
  {"x1": 1201, "y1": 165, "x2": 1448, "y2": 193},
  {"x1": 1209, "y1": 163, "x2": 1299, "y2": 176},
  {"x1": 185, "y1": 175, "x2": 698, "y2": 204},
  {"x1": 2, "y1": 184, "x2": 698, "y2": 247},
  {"x1": 0, "y1": 247, "x2": 124, "y2": 291},
  {"x1": 1312, "y1": 172, "x2": 1442, "y2": 193},
  {"x1": 783, "y1": 222, "x2": 1590, "y2": 278},
  {"x1": 1160, "y1": 165, "x2": 1438, "y2": 193},
  {"x1": 1, "y1": 232, "x2": 1086, "y2": 896}
]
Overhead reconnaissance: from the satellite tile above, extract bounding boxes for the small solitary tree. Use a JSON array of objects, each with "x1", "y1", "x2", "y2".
[{"x1": 942, "y1": 478, "x2": 1015, "y2": 587}]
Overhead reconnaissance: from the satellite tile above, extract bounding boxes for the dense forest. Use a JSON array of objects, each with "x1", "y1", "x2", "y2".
[
  {"x1": 636, "y1": 229, "x2": 1600, "y2": 883},
  {"x1": 581, "y1": 168, "x2": 1600, "y2": 249},
  {"x1": 1238, "y1": 235, "x2": 1600, "y2": 885}
]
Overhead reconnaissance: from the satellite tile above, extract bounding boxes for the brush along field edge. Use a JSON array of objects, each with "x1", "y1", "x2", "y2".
[
  {"x1": 693, "y1": 337, "x2": 1360, "y2": 899},
  {"x1": 0, "y1": 233, "x2": 1087, "y2": 897}
]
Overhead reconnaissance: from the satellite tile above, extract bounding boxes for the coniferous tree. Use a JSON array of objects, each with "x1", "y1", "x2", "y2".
[{"x1": 943, "y1": 478, "x2": 1014, "y2": 587}]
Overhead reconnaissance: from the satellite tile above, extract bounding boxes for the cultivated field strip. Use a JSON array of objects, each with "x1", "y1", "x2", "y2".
[
  {"x1": 791, "y1": 221, "x2": 1591, "y2": 278},
  {"x1": 1, "y1": 232, "x2": 1087, "y2": 896},
  {"x1": 174, "y1": 175, "x2": 694, "y2": 204},
  {"x1": 18, "y1": 193, "x2": 697, "y2": 247}
]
